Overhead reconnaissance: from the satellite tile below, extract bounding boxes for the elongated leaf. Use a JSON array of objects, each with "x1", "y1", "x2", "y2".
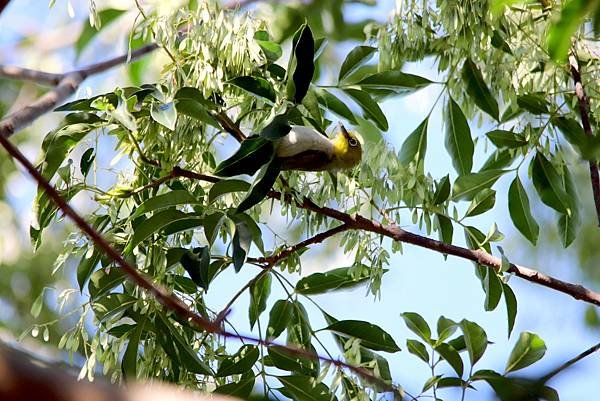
[
  {"x1": 486, "y1": 130, "x2": 528, "y2": 148},
  {"x1": 355, "y1": 70, "x2": 432, "y2": 92},
  {"x1": 547, "y1": 0, "x2": 590, "y2": 61},
  {"x1": 558, "y1": 166, "x2": 580, "y2": 247},
  {"x1": 268, "y1": 345, "x2": 318, "y2": 376},
  {"x1": 531, "y1": 153, "x2": 571, "y2": 214},
  {"x1": 232, "y1": 218, "x2": 252, "y2": 272},
  {"x1": 287, "y1": 301, "x2": 312, "y2": 348},
  {"x1": 88, "y1": 268, "x2": 126, "y2": 300},
  {"x1": 462, "y1": 58, "x2": 499, "y2": 120},
  {"x1": 77, "y1": 249, "x2": 101, "y2": 291},
  {"x1": 180, "y1": 246, "x2": 210, "y2": 287},
  {"x1": 254, "y1": 31, "x2": 283, "y2": 61},
  {"x1": 236, "y1": 157, "x2": 281, "y2": 213},
  {"x1": 465, "y1": 188, "x2": 496, "y2": 217},
  {"x1": 175, "y1": 99, "x2": 219, "y2": 127},
  {"x1": 216, "y1": 345, "x2": 259, "y2": 377},
  {"x1": 508, "y1": 176, "x2": 539, "y2": 244},
  {"x1": 260, "y1": 113, "x2": 292, "y2": 140},
  {"x1": 295, "y1": 265, "x2": 371, "y2": 294},
  {"x1": 214, "y1": 135, "x2": 274, "y2": 177},
  {"x1": 433, "y1": 175, "x2": 451, "y2": 204},
  {"x1": 338, "y1": 45, "x2": 377, "y2": 82},
  {"x1": 277, "y1": 375, "x2": 338, "y2": 401},
  {"x1": 445, "y1": 97, "x2": 474, "y2": 175},
  {"x1": 208, "y1": 180, "x2": 250, "y2": 204},
  {"x1": 131, "y1": 190, "x2": 199, "y2": 218},
  {"x1": 437, "y1": 316, "x2": 457, "y2": 343},
  {"x1": 406, "y1": 339, "x2": 429, "y2": 363},
  {"x1": 481, "y1": 149, "x2": 517, "y2": 171},
  {"x1": 399, "y1": 117, "x2": 428, "y2": 165},
  {"x1": 436, "y1": 214, "x2": 453, "y2": 245},
  {"x1": 124, "y1": 209, "x2": 195, "y2": 254},
  {"x1": 80, "y1": 147, "x2": 95, "y2": 177},
  {"x1": 483, "y1": 266, "x2": 503, "y2": 312},
  {"x1": 344, "y1": 88, "x2": 388, "y2": 131},
  {"x1": 214, "y1": 371, "x2": 255, "y2": 398},
  {"x1": 228, "y1": 76, "x2": 277, "y2": 103},
  {"x1": 503, "y1": 283, "x2": 518, "y2": 338},
  {"x1": 150, "y1": 102, "x2": 177, "y2": 130},
  {"x1": 324, "y1": 320, "x2": 400, "y2": 353},
  {"x1": 316, "y1": 89, "x2": 357, "y2": 124},
  {"x1": 174, "y1": 87, "x2": 220, "y2": 109},
  {"x1": 249, "y1": 273, "x2": 271, "y2": 329},
  {"x1": 75, "y1": 9, "x2": 125, "y2": 57},
  {"x1": 435, "y1": 342, "x2": 464, "y2": 376},
  {"x1": 452, "y1": 169, "x2": 505, "y2": 201},
  {"x1": 401, "y1": 312, "x2": 431, "y2": 343},
  {"x1": 517, "y1": 93, "x2": 549, "y2": 114},
  {"x1": 505, "y1": 332, "x2": 547, "y2": 373},
  {"x1": 122, "y1": 319, "x2": 145, "y2": 377},
  {"x1": 460, "y1": 319, "x2": 488, "y2": 366},
  {"x1": 268, "y1": 299, "x2": 294, "y2": 338},
  {"x1": 286, "y1": 24, "x2": 315, "y2": 104}
]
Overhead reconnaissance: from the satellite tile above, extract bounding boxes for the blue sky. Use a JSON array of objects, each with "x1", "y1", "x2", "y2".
[{"x1": 1, "y1": 1, "x2": 599, "y2": 400}]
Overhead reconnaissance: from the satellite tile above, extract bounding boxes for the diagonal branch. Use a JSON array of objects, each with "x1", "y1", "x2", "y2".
[
  {"x1": 0, "y1": 134, "x2": 403, "y2": 396},
  {"x1": 568, "y1": 51, "x2": 600, "y2": 226}
]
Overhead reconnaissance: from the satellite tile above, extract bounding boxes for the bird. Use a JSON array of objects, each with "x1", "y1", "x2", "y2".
[{"x1": 275, "y1": 123, "x2": 362, "y2": 172}]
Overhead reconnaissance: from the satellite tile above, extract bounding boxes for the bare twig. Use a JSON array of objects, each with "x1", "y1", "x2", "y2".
[
  {"x1": 0, "y1": 65, "x2": 62, "y2": 86},
  {"x1": 540, "y1": 342, "x2": 600, "y2": 382},
  {"x1": 0, "y1": 0, "x2": 11, "y2": 16},
  {"x1": 569, "y1": 52, "x2": 600, "y2": 226}
]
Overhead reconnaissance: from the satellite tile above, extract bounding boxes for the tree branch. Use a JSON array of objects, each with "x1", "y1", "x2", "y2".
[
  {"x1": 0, "y1": 135, "x2": 403, "y2": 396},
  {"x1": 0, "y1": 0, "x2": 10, "y2": 16},
  {"x1": 540, "y1": 341, "x2": 600, "y2": 383},
  {"x1": 568, "y1": 52, "x2": 600, "y2": 226}
]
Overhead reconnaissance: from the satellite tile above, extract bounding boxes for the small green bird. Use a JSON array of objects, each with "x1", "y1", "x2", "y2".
[{"x1": 275, "y1": 124, "x2": 362, "y2": 171}]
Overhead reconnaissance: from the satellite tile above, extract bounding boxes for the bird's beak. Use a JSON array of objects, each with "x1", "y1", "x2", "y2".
[{"x1": 339, "y1": 123, "x2": 350, "y2": 140}]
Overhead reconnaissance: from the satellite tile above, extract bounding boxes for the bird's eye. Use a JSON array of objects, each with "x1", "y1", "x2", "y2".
[{"x1": 348, "y1": 138, "x2": 358, "y2": 147}]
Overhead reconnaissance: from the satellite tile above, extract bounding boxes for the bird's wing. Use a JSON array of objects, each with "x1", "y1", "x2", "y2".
[
  {"x1": 279, "y1": 150, "x2": 333, "y2": 171},
  {"x1": 275, "y1": 125, "x2": 333, "y2": 158}
]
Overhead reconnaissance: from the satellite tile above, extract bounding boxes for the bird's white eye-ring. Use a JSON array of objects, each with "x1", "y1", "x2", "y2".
[{"x1": 348, "y1": 138, "x2": 358, "y2": 147}]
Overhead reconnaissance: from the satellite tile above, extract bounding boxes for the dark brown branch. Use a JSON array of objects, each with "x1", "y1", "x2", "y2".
[
  {"x1": 0, "y1": 0, "x2": 10, "y2": 16},
  {"x1": 540, "y1": 342, "x2": 600, "y2": 383},
  {"x1": 0, "y1": 135, "x2": 403, "y2": 396},
  {"x1": 569, "y1": 52, "x2": 600, "y2": 226},
  {"x1": 0, "y1": 65, "x2": 62, "y2": 86}
]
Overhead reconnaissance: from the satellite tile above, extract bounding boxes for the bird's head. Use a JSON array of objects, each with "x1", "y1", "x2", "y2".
[{"x1": 330, "y1": 124, "x2": 362, "y2": 169}]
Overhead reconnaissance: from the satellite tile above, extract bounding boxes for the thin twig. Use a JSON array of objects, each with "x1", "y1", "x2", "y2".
[
  {"x1": 0, "y1": 0, "x2": 10, "y2": 16},
  {"x1": 569, "y1": 51, "x2": 600, "y2": 226},
  {"x1": 540, "y1": 342, "x2": 600, "y2": 382}
]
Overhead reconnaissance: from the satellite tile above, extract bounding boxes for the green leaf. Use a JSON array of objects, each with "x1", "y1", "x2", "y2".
[
  {"x1": 452, "y1": 169, "x2": 505, "y2": 201},
  {"x1": 505, "y1": 332, "x2": 547, "y2": 373},
  {"x1": 354, "y1": 70, "x2": 432, "y2": 92},
  {"x1": 435, "y1": 342, "x2": 464, "y2": 376},
  {"x1": 547, "y1": 0, "x2": 591, "y2": 61},
  {"x1": 232, "y1": 218, "x2": 252, "y2": 272},
  {"x1": 344, "y1": 88, "x2": 388, "y2": 131},
  {"x1": 216, "y1": 345, "x2": 259, "y2": 377},
  {"x1": 75, "y1": 8, "x2": 125, "y2": 58},
  {"x1": 313, "y1": 37, "x2": 328, "y2": 61},
  {"x1": 491, "y1": 29, "x2": 513, "y2": 54},
  {"x1": 174, "y1": 87, "x2": 220, "y2": 109},
  {"x1": 436, "y1": 214, "x2": 454, "y2": 245},
  {"x1": 422, "y1": 375, "x2": 443, "y2": 393},
  {"x1": 260, "y1": 113, "x2": 292, "y2": 140},
  {"x1": 92, "y1": 293, "x2": 136, "y2": 323},
  {"x1": 203, "y1": 212, "x2": 225, "y2": 244},
  {"x1": 180, "y1": 247, "x2": 210, "y2": 287},
  {"x1": 150, "y1": 102, "x2": 177, "y2": 130},
  {"x1": 481, "y1": 149, "x2": 517, "y2": 171},
  {"x1": 175, "y1": 99, "x2": 219, "y2": 127},
  {"x1": 399, "y1": 116, "x2": 428, "y2": 165},
  {"x1": 433, "y1": 175, "x2": 451, "y2": 204},
  {"x1": 124, "y1": 209, "x2": 196, "y2": 254},
  {"x1": 462, "y1": 58, "x2": 499, "y2": 120},
  {"x1": 208, "y1": 180, "x2": 250, "y2": 204},
  {"x1": 122, "y1": 319, "x2": 145, "y2": 377},
  {"x1": 231, "y1": 212, "x2": 264, "y2": 254},
  {"x1": 228, "y1": 76, "x2": 277, "y2": 103},
  {"x1": 30, "y1": 290, "x2": 44, "y2": 318},
  {"x1": 315, "y1": 89, "x2": 357, "y2": 124},
  {"x1": 80, "y1": 147, "x2": 95, "y2": 177},
  {"x1": 254, "y1": 31, "x2": 282, "y2": 61},
  {"x1": 486, "y1": 130, "x2": 528, "y2": 148},
  {"x1": 558, "y1": 166, "x2": 580, "y2": 247},
  {"x1": 236, "y1": 157, "x2": 281, "y2": 213},
  {"x1": 483, "y1": 266, "x2": 503, "y2": 312},
  {"x1": 77, "y1": 249, "x2": 101, "y2": 291},
  {"x1": 277, "y1": 375, "x2": 338, "y2": 401},
  {"x1": 406, "y1": 339, "x2": 429, "y2": 363},
  {"x1": 459, "y1": 319, "x2": 488, "y2": 366},
  {"x1": 269, "y1": 345, "x2": 318, "y2": 376},
  {"x1": 445, "y1": 97, "x2": 474, "y2": 175},
  {"x1": 437, "y1": 316, "x2": 457, "y2": 343},
  {"x1": 268, "y1": 300, "x2": 294, "y2": 338},
  {"x1": 214, "y1": 135, "x2": 274, "y2": 177},
  {"x1": 286, "y1": 23, "x2": 315, "y2": 104},
  {"x1": 131, "y1": 190, "x2": 200, "y2": 218},
  {"x1": 295, "y1": 264, "x2": 372, "y2": 294},
  {"x1": 508, "y1": 176, "x2": 539, "y2": 244},
  {"x1": 287, "y1": 301, "x2": 312, "y2": 348},
  {"x1": 517, "y1": 93, "x2": 549, "y2": 114},
  {"x1": 88, "y1": 267, "x2": 126, "y2": 300},
  {"x1": 324, "y1": 320, "x2": 401, "y2": 353},
  {"x1": 214, "y1": 371, "x2": 255, "y2": 398},
  {"x1": 249, "y1": 273, "x2": 272, "y2": 329},
  {"x1": 338, "y1": 45, "x2": 377, "y2": 82},
  {"x1": 503, "y1": 283, "x2": 518, "y2": 338},
  {"x1": 401, "y1": 312, "x2": 431, "y2": 343},
  {"x1": 531, "y1": 153, "x2": 571, "y2": 214},
  {"x1": 465, "y1": 188, "x2": 496, "y2": 217}
]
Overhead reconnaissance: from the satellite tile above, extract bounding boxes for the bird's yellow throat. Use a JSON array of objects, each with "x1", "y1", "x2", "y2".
[{"x1": 330, "y1": 126, "x2": 362, "y2": 170}]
